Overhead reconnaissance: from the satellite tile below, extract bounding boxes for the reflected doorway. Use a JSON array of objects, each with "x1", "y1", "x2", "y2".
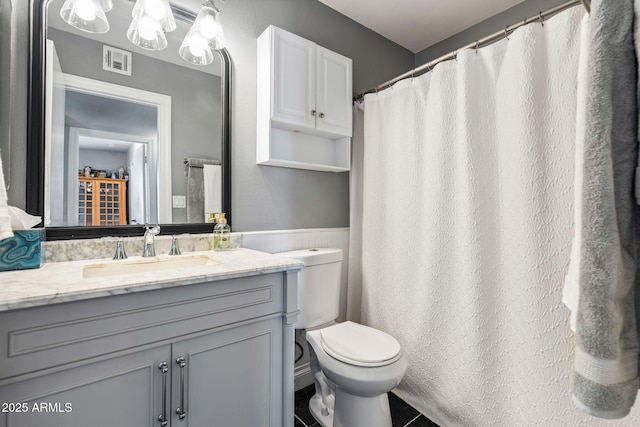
[
  {"x1": 44, "y1": 50, "x2": 173, "y2": 226},
  {"x1": 68, "y1": 128, "x2": 153, "y2": 226}
]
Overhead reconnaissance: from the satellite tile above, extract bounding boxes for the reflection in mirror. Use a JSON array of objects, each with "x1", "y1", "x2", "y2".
[
  {"x1": 47, "y1": 70, "x2": 171, "y2": 226},
  {"x1": 28, "y1": 0, "x2": 231, "y2": 238}
]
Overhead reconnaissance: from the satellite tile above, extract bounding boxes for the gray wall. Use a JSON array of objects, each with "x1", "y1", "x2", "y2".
[
  {"x1": 3, "y1": 0, "x2": 27, "y2": 209},
  {"x1": 79, "y1": 149, "x2": 128, "y2": 173},
  {"x1": 48, "y1": 27, "x2": 221, "y2": 224},
  {"x1": 415, "y1": 0, "x2": 569, "y2": 66},
  {"x1": 207, "y1": 0, "x2": 415, "y2": 231}
]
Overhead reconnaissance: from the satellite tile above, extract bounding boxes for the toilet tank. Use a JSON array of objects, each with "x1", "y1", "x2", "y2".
[{"x1": 276, "y1": 248, "x2": 343, "y2": 329}]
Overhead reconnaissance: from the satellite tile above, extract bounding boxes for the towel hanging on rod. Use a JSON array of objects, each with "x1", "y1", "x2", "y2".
[{"x1": 184, "y1": 157, "x2": 221, "y2": 168}]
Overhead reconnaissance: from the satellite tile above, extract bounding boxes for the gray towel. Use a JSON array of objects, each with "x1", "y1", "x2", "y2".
[
  {"x1": 185, "y1": 158, "x2": 220, "y2": 223},
  {"x1": 572, "y1": 0, "x2": 640, "y2": 419}
]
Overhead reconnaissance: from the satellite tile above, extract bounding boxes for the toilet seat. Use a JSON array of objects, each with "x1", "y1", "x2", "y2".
[{"x1": 319, "y1": 321, "x2": 401, "y2": 367}]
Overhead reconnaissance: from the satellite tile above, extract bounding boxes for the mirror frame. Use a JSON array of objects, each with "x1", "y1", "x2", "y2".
[{"x1": 26, "y1": 0, "x2": 231, "y2": 240}]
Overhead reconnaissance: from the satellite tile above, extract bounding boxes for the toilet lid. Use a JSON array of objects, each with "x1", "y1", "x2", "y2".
[{"x1": 320, "y1": 321, "x2": 401, "y2": 367}]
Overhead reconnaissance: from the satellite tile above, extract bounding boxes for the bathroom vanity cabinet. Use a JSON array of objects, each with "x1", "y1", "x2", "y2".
[
  {"x1": 0, "y1": 268, "x2": 299, "y2": 427},
  {"x1": 257, "y1": 25, "x2": 352, "y2": 172}
]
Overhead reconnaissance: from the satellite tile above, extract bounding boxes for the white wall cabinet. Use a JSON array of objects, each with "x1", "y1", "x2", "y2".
[
  {"x1": 257, "y1": 25, "x2": 352, "y2": 172},
  {"x1": 0, "y1": 272, "x2": 298, "y2": 427}
]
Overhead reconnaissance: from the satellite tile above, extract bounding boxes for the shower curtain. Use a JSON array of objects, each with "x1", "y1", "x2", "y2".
[{"x1": 349, "y1": 7, "x2": 640, "y2": 426}]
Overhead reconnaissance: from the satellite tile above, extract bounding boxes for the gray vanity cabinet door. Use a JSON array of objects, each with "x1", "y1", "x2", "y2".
[
  {"x1": 0, "y1": 345, "x2": 170, "y2": 427},
  {"x1": 170, "y1": 316, "x2": 283, "y2": 427}
]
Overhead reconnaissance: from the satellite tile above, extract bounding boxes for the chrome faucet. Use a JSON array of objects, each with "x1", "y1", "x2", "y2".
[
  {"x1": 169, "y1": 235, "x2": 181, "y2": 256},
  {"x1": 113, "y1": 238, "x2": 128, "y2": 260},
  {"x1": 142, "y1": 225, "x2": 161, "y2": 257}
]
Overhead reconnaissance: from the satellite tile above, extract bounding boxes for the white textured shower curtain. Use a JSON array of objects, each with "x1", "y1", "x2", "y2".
[{"x1": 349, "y1": 8, "x2": 640, "y2": 426}]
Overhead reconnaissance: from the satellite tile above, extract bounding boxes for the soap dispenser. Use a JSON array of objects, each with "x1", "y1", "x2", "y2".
[{"x1": 213, "y1": 213, "x2": 231, "y2": 250}]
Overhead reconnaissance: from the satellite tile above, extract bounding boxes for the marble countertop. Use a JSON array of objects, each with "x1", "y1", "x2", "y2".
[{"x1": 0, "y1": 248, "x2": 303, "y2": 312}]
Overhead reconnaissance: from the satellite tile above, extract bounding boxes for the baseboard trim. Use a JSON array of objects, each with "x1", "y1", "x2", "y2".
[{"x1": 295, "y1": 362, "x2": 313, "y2": 391}]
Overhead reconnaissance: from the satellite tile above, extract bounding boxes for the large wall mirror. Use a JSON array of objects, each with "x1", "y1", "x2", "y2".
[{"x1": 27, "y1": 0, "x2": 231, "y2": 240}]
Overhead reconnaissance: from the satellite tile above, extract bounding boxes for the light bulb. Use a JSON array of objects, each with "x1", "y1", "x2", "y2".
[
  {"x1": 145, "y1": 0, "x2": 165, "y2": 21},
  {"x1": 138, "y1": 15, "x2": 157, "y2": 40},
  {"x1": 60, "y1": 0, "x2": 109, "y2": 33},
  {"x1": 76, "y1": 0, "x2": 97, "y2": 21},
  {"x1": 200, "y1": 14, "x2": 217, "y2": 39},
  {"x1": 127, "y1": 12, "x2": 167, "y2": 49},
  {"x1": 188, "y1": 33, "x2": 208, "y2": 57}
]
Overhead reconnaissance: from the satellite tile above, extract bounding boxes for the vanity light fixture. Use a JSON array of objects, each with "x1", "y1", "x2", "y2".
[
  {"x1": 126, "y1": 10, "x2": 168, "y2": 50},
  {"x1": 179, "y1": 0, "x2": 225, "y2": 65},
  {"x1": 61, "y1": 0, "x2": 226, "y2": 58},
  {"x1": 60, "y1": 0, "x2": 111, "y2": 33}
]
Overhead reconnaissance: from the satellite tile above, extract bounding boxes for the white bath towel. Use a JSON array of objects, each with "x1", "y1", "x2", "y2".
[
  {"x1": 203, "y1": 164, "x2": 222, "y2": 217},
  {"x1": 0, "y1": 150, "x2": 12, "y2": 241},
  {"x1": 184, "y1": 157, "x2": 220, "y2": 223}
]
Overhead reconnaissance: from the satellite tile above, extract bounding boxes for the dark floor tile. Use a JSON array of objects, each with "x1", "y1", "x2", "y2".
[
  {"x1": 295, "y1": 384, "x2": 317, "y2": 426},
  {"x1": 406, "y1": 414, "x2": 440, "y2": 427},
  {"x1": 389, "y1": 392, "x2": 421, "y2": 427},
  {"x1": 295, "y1": 384, "x2": 438, "y2": 427}
]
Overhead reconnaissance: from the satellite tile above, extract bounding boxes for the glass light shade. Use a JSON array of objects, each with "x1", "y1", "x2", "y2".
[
  {"x1": 60, "y1": 0, "x2": 109, "y2": 33},
  {"x1": 179, "y1": 30, "x2": 214, "y2": 65},
  {"x1": 127, "y1": 13, "x2": 168, "y2": 50},
  {"x1": 131, "y1": 0, "x2": 176, "y2": 33},
  {"x1": 179, "y1": 3, "x2": 225, "y2": 65},
  {"x1": 197, "y1": 6, "x2": 225, "y2": 50}
]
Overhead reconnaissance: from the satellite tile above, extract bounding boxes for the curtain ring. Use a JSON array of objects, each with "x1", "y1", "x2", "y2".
[
  {"x1": 538, "y1": 12, "x2": 544, "y2": 26},
  {"x1": 453, "y1": 50, "x2": 458, "y2": 61},
  {"x1": 475, "y1": 40, "x2": 479, "y2": 54},
  {"x1": 504, "y1": 27, "x2": 510, "y2": 40}
]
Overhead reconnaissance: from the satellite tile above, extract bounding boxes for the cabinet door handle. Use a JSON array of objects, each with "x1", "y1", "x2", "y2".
[
  {"x1": 311, "y1": 109, "x2": 317, "y2": 116},
  {"x1": 157, "y1": 362, "x2": 169, "y2": 427},
  {"x1": 319, "y1": 112, "x2": 325, "y2": 118},
  {"x1": 175, "y1": 356, "x2": 187, "y2": 420}
]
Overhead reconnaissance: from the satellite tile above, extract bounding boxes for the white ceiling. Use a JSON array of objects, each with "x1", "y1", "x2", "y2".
[{"x1": 318, "y1": 0, "x2": 527, "y2": 53}]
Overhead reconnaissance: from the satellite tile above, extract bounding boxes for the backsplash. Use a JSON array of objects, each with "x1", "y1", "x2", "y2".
[
  {"x1": 45, "y1": 228, "x2": 349, "y2": 263},
  {"x1": 44, "y1": 234, "x2": 218, "y2": 263}
]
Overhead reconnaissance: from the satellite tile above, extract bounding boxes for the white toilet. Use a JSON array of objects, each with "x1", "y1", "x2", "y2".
[{"x1": 277, "y1": 248, "x2": 406, "y2": 427}]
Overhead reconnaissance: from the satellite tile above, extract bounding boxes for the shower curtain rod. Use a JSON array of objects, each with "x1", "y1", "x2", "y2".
[{"x1": 355, "y1": 0, "x2": 589, "y2": 101}]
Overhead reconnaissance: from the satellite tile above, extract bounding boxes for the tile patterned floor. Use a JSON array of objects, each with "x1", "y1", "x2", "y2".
[{"x1": 294, "y1": 384, "x2": 439, "y2": 427}]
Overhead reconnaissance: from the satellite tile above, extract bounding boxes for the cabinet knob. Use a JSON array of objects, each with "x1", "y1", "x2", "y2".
[
  {"x1": 319, "y1": 112, "x2": 325, "y2": 118},
  {"x1": 311, "y1": 110, "x2": 317, "y2": 116}
]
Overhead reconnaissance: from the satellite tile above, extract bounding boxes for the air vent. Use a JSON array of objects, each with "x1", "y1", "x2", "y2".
[{"x1": 103, "y1": 45, "x2": 132, "y2": 76}]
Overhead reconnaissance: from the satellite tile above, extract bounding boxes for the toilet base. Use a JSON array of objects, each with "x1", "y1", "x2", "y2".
[
  {"x1": 309, "y1": 393, "x2": 334, "y2": 427},
  {"x1": 310, "y1": 388, "x2": 393, "y2": 427}
]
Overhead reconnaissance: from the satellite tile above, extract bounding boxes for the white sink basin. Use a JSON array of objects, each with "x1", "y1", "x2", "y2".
[{"x1": 82, "y1": 254, "x2": 219, "y2": 279}]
